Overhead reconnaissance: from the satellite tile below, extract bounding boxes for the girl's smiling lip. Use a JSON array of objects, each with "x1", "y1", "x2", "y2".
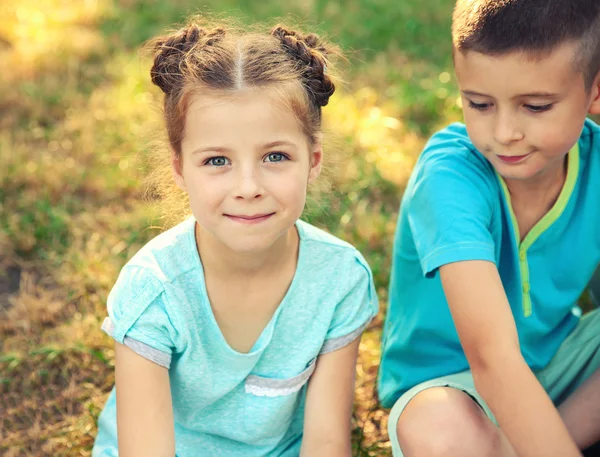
[{"x1": 224, "y1": 213, "x2": 275, "y2": 224}]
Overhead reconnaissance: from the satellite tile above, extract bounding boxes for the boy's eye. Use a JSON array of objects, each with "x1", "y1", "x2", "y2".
[
  {"x1": 525, "y1": 104, "x2": 553, "y2": 113},
  {"x1": 468, "y1": 100, "x2": 491, "y2": 111},
  {"x1": 205, "y1": 156, "x2": 230, "y2": 167},
  {"x1": 264, "y1": 152, "x2": 288, "y2": 163}
]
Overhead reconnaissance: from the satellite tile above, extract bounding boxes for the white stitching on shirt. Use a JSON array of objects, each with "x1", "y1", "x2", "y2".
[{"x1": 245, "y1": 358, "x2": 316, "y2": 396}]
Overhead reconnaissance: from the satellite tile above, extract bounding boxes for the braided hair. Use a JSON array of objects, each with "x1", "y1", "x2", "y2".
[
  {"x1": 270, "y1": 25, "x2": 336, "y2": 108},
  {"x1": 147, "y1": 19, "x2": 339, "y2": 154}
]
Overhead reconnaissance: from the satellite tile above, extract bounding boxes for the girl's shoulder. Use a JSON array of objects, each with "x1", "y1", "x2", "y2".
[
  {"x1": 295, "y1": 219, "x2": 372, "y2": 281},
  {"x1": 297, "y1": 220, "x2": 363, "y2": 259},
  {"x1": 123, "y1": 216, "x2": 199, "y2": 284},
  {"x1": 104, "y1": 218, "x2": 199, "y2": 360},
  {"x1": 288, "y1": 221, "x2": 378, "y2": 349}
]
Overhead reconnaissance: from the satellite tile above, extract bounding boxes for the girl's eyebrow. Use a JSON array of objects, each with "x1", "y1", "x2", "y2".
[
  {"x1": 191, "y1": 140, "x2": 298, "y2": 155},
  {"x1": 192, "y1": 146, "x2": 230, "y2": 155},
  {"x1": 263, "y1": 140, "x2": 297, "y2": 149}
]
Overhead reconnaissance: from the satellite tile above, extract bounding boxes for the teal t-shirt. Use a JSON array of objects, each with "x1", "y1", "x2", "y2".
[
  {"x1": 378, "y1": 119, "x2": 600, "y2": 408},
  {"x1": 93, "y1": 217, "x2": 378, "y2": 457}
]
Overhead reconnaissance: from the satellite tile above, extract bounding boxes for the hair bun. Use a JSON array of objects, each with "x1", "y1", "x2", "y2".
[
  {"x1": 271, "y1": 25, "x2": 336, "y2": 107},
  {"x1": 150, "y1": 25, "x2": 225, "y2": 94}
]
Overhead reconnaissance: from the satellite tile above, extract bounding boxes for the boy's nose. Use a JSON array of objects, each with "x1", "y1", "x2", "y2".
[{"x1": 493, "y1": 112, "x2": 524, "y2": 145}]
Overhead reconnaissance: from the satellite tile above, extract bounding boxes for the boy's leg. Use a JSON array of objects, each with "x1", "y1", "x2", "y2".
[
  {"x1": 538, "y1": 309, "x2": 600, "y2": 450},
  {"x1": 388, "y1": 371, "x2": 516, "y2": 457},
  {"x1": 388, "y1": 309, "x2": 600, "y2": 456},
  {"x1": 559, "y1": 370, "x2": 600, "y2": 450}
]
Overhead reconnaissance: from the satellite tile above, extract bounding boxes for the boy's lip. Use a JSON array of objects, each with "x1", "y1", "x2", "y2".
[{"x1": 496, "y1": 153, "x2": 531, "y2": 164}]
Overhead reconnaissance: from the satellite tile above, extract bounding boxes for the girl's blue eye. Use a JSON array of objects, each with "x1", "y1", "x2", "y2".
[
  {"x1": 525, "y1": 104, "x2": 553, "y2": 113},
  {"x1": 468, "y1": 100, "x2": 491, "y2": 111},
  {"x1": 264, "y1": 152, "x2": 288, "y2": 163},
  {"x1": 206, "y1": 156, "x2": 230, "y2": 167}
]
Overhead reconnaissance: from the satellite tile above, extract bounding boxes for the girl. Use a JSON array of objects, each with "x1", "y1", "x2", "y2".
[{"x1": 92, "y1": 18, "x2": 378, "y2": 457}]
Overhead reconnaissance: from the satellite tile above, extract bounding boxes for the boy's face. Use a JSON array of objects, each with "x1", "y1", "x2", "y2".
[{"x1": 455, "y1": 42, "x2": 599, "y2": 183}]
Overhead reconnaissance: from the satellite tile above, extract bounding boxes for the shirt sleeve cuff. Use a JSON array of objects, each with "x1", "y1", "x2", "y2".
[
  {"x1": 102, "y1": 317, "x2": 172, "y2": 368},
  {"x1": 319, "y1": 317, "x2": 372, "y2": 354},
  {"x1": 421, "y1": 242, "x2": 496, "y2": 277}
]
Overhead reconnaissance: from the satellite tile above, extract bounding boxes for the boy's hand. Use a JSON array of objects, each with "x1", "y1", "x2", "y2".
[{"x1": 440, "y1": 260, "x2": 582, "y2": 457}]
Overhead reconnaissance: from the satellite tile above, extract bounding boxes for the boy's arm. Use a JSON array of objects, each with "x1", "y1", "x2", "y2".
[
  {"x1": 440, "y1": 260, "x2": 582, "y2": 457},
  {"x1": 115, "y1": 342, "x2": 175, "y2": 457},
  {"x1": 299, "y1": 338, "x2": 360, "y2": 457}
]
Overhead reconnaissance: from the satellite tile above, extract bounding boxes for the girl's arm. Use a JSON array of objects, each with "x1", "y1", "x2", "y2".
[
  {"x1": 299, "y1": 338, "x2": 361, "y2": 457},
  {"x1": 440, "y1": 260, "x2": 582, "y2": 457},
  {"x1": 115, "y1": 342, "x2": 175, "y2": 457}
]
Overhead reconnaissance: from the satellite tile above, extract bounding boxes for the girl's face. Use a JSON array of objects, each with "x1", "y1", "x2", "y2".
[{"x1": 173, "y1": 89, "x2": 322, "y2": 254}]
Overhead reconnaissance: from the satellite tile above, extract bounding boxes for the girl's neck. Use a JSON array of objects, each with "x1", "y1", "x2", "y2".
[{"x1": 195, "y1": 223, "x2": 299, "y2": 279}]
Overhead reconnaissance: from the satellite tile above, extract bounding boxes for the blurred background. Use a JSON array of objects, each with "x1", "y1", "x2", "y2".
[{"x1": 3, "y1": 0, "x2": 589, "y2": 456}]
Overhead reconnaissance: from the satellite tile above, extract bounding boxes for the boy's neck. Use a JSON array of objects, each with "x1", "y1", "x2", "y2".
[
  {"x1": 195, "y1": 223, "x2": 299, "y2": 279},
  {"x1": 504, "y1": 156, "x2": 568, "y2": 239},
  {"x1": 504, "y1": 155, "x2": 567, "y2": 204}
]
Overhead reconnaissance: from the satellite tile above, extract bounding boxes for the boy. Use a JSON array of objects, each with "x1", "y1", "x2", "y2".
[{"x1": 379, "y1": 1, "x2": 600, "y2": 456}]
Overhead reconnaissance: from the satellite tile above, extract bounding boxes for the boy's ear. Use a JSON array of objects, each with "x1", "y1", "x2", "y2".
[
  {"x1": 308, "y1": 141, "x2": 323, "y2": 184},
  {"x1": 172, "y1": 153, "x2": 187, "y2": 191},
  {"x1": 588, "y1": 72, "x2": 600, "y2": 115}
]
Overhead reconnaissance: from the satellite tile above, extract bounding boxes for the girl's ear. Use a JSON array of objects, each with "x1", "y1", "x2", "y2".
[
  {"x1": 308, "y1": 142, "x2": 323, "y2": 184},
  {"x1": 588, "y1": 71, "x2": 600, "y2": 115},
  {"x1": 171, "y1": 153, "x2": 187, "y2": 191}
]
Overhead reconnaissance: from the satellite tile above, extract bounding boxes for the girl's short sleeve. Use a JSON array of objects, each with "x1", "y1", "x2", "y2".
[
  {"x1": 101, "y1": 266, "x2": 179, "y2": 369},
  {"x1": 320, "y1": 252, "x2": 378, "y2": 354}
]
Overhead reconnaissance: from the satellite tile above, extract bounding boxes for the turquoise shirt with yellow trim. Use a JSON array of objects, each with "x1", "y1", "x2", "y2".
[{"x1": 378, "y1": 119, "x2": 600, "y2": 407}]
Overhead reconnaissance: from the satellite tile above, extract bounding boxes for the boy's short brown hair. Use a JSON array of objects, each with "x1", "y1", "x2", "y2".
[{"x1": 452, "y1": 0, "x2": 600, "y2": 89}]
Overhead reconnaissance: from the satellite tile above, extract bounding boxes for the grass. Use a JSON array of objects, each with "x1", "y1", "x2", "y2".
[{"x1": 0, "y1": 1, "x2": 596, "y2": 456}]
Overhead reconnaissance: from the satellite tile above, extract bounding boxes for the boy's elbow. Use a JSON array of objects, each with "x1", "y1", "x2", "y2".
[{"x1": 464, "y1": 338, "x2": 522, "y2": 377}]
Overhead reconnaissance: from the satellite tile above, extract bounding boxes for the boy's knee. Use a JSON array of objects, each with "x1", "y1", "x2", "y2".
[{"x1": 395, "y1": 387, "x2": 503, "y2": 457}]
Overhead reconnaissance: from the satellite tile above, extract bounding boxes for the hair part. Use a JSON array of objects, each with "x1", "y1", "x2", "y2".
[{"x1": 452, "y1": 0, "x2": 600, "y2": 89}]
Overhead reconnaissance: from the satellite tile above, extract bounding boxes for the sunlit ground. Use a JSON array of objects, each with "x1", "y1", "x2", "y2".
[{"x1": 0, "y1": 1, "x2": 465, "y2": 455}]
